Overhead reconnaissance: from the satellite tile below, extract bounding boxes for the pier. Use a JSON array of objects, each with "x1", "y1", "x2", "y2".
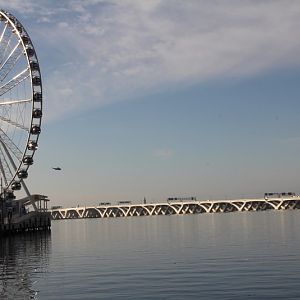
[
  {"x1": 0, "y1": 194, "x2": 51, "y2": 236},
  {"x1": 51, "y1": 196, "x2": 300, "y2": 220}
]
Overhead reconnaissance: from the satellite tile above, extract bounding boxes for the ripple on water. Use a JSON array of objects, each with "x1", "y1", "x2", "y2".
[{"x1": 1, "y1": 211, "x2": 300, "y2": 299}]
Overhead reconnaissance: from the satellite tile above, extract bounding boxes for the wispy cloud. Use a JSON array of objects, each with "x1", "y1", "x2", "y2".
[{"x1": 1, "y1": 0, "x2": 300, "y2": 121}]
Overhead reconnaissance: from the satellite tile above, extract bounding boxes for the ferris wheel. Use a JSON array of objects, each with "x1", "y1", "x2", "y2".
[{"x1": 0, "y1": 10, "x2": 42, "y2": 195}]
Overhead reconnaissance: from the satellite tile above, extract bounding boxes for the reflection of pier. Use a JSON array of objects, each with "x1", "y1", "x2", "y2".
[
  {"x1": 51, "y1": 197, "x2": 300, "y2": 220},
  {"x1": 0, "y1": 231, "x2": 51, "y2": 299}
]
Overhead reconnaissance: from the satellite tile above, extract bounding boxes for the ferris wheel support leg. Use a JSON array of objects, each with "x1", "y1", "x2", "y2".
[
  {"x1": 0, "y1": 140, "x2": 38, "y2": 211},
  {"x1": 0, "y1": 156, "x2": 8, "y2": 187},
  {"x1": 20, "y1": 180, "x2": 38, "y2": 211}
]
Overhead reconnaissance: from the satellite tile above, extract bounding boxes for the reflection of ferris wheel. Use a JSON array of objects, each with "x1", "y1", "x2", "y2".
[{"x1": 0, "y1": 10, "x2": 42, "y2": 194}]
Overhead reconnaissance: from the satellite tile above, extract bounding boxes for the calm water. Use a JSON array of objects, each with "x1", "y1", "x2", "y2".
[{"x1": 1, "y1": 210, "x2": 300, "y2": 299}]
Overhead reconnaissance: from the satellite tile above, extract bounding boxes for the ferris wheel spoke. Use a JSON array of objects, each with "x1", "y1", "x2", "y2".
[
  {"x1": 0, "y1": 68, "x2": 30, "y2": 97},
  {"x1": 0, "y1": 23, "x2": 8, "y2": 47},
  {"x1": 0, "y1": 145, "x2": 14, "y2": 185},
  {"x1": 0, "y1": 22, "x2": 7, "y2": 40},
  {"x1": 0, "y1": 40, "x2": 23, "y2": 83},
  {"x1": 0, "y1": 115, "x2": 29, "y2": 131},
  {"x1": 0, "y1": 24, "x2": 13, "y2": 64},
  {"x1": 0, "y1": 159, "x2": 10, "y2": 186},
  {"x1": 0, "y1": 22, "x2": 9, "y2": 47},
  {"x1": 0, "y1": 157, "x2": 9, "y2": 186},
  {"x1": 0, "y1": 128, "x2": 23, "y2": 161},
  {"x1": 0, "y1": 99, "x2": 31, "y2": 106}
]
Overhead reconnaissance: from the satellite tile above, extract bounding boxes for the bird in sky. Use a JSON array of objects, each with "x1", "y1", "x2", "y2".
[{"x1": 52, "y1": 167, "x2": 62, "y2": 171}]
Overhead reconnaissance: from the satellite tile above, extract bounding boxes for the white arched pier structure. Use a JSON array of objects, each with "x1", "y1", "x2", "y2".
[{"x1": 51, "y1": 196, "x2": 300, "y2": 220}]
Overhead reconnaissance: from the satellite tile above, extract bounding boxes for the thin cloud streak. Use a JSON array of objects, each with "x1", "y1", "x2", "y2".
[{"x1": 1, "y1": 0, "x2": 300, "y2": 121}]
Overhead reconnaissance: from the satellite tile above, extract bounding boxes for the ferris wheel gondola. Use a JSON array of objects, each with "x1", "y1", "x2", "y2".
[{"x1": 0, "y1": 10, "x2": 42, "y2": 196}]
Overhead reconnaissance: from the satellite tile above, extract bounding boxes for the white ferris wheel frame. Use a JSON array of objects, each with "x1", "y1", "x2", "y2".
[{"x1": 0, "y1": 9, "x2": 42, "y2": 209}]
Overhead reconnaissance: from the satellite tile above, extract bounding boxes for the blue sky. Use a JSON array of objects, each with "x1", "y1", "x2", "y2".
[{"x1": 1, "y1": 1, "x2": 300, "y2": 206}]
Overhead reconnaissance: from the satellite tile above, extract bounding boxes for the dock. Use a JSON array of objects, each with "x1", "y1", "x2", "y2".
[{"x1": 0, "y1": 194, "x2": 51, "y2": 236}]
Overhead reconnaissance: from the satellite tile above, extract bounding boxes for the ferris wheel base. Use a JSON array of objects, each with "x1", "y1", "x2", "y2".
[{"x1": 0, "y1": 194, "x2": 51, "y2": 236}]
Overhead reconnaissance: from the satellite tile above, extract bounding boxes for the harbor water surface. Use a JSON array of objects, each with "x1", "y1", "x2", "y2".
[{"x1": 1, "y1": 210, "x2": 300, "y2": 299}]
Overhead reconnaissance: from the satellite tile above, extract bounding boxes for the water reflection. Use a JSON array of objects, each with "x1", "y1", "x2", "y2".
[
  {"x1": 41, "y1": 212, "x2": 300, "y2": 299},
  {"x1": 0, "y1": 232, "x2": 51, "y2": 299}
]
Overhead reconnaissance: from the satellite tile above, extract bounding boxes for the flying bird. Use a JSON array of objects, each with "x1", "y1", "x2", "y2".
[{"x1": 52, "y1": 167, "x2": 62, "y2": 171}]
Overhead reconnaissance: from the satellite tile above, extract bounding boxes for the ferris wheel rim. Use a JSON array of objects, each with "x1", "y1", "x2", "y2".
[{"x1": 0, "y1": 9, "x2": 42, "y2": 192}]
